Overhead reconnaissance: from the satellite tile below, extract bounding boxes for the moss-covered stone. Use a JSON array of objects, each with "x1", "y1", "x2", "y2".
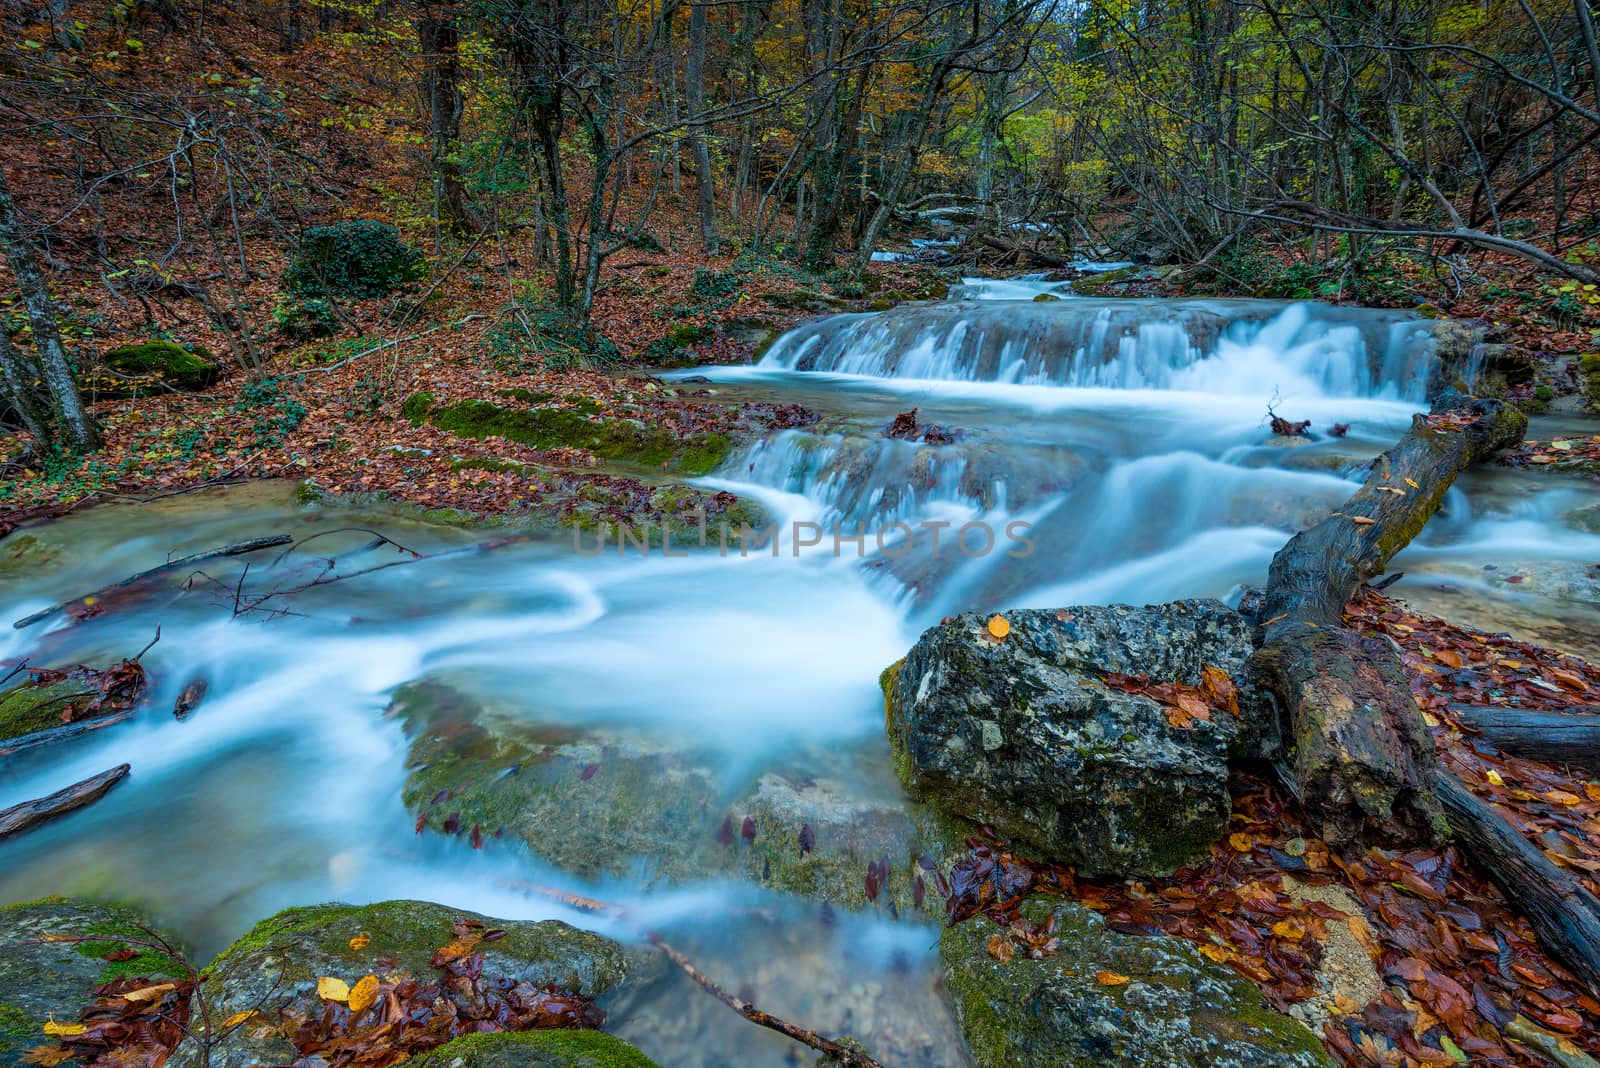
[
  {"x1": 402, "y1": 391, "x2": 437, "y2": 425},
  {"x1": 1581, "y1": 352, "x2": 1600, "y2": 414},
  {"x1": 390, "y1": 681, "x2": 960, "y2": 915},
  {"x1": 0, "y1": 898, "x2": 186, "y2": 1064},
  {"x1": 419, "y1": 398, "x2": 732, "y2": 476},
  {"x1": 941, "y1": 897, "x2": 1334, "y2": 1067},
  {"x1": 84, "y1": 340, "x2": 217, "y2": 397},
  {"x1": 409, "y1": 1030, "x2": 660, "y2": 1068},
  {"x1": 177, "y1": 900, "x2": 639, "y2": 1068}
]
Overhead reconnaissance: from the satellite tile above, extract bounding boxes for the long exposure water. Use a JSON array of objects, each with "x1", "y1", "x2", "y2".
[{"x1": 2, "y1": 276, "x2": 1596, "y2": 1065}]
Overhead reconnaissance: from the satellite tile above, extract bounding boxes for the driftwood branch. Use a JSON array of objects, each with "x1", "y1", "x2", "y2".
[
  {"x1": 509, "y1": 882, "x2": 880, "y2": 1067},
  {"x1": 13, "y1": 536, "x2": 293, "y2": 629},
  {"x1": 0, "y1": 711, "x2": 133, "y2": 758},
  {"x1": 0, "y1": 764, "x2": 130, "y2": 839},
  {"x1": 1451, "y1": 705, "x2": 1600, "y2": 775},
  {"x1": 1252, "y1": 392, "x2": 1527, "y2": 845},
  {"x1": 647, "y1": 933, "x2": 883, "y2": 1068},
  {"x1": 1433, "y1": 772, "x2": 1600, "y2": 993}
]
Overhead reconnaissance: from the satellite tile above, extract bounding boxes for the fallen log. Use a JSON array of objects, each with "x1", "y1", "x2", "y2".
[
  {"x1": 1252, "y1": 391, "x2": 1527, "y2": 845},
  {"x1": 1433, "y1": 772, "x2": 1600, "y2": 993},
  {"x1": 13, "y1": 535, "x2": 293, "y2": 629},
  {"x1": 1451, "y1": 705, "x2": 1600, "y2": 775},
  {"x1": 0, "y1": 710, "x2": 133, "y2": 758},
  {"x1": 0, "y1": 764, "x2": 130, "y2": 839}
]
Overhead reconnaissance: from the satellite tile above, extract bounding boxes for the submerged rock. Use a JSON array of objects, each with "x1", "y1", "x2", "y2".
[
  {"x1": 941, "y1": 897, "x2": 1334, "y2": 1067},
  {"x1": 885, "y1": 600, "x2": 1256, "y2": 877},
  {"x1": 177, "y1": 900, "x2": 640, "y2": 1068},
  {"x1": 409, "y1": 1029, "x2": 660, "y2": 1068},
  {"x1": 0, "y1": 897, "x2": 187, "y2": 1064},
  {"x1": 391, "y1": 681, "x2": 960, "y2": 915}
]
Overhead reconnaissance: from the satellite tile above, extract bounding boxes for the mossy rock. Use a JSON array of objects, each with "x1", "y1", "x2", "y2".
[
  {"x1": 1032, "y1": 293, "x2": 1063, "y2": 303},
  {"x1": 1, "y1": 897, "x2": 186, "y2": 1064},
  {"x1": 0, "y1": 534, "x2": 65, "y2": 576},
  {"x1": 176, "y1": 900, "x2": 640, "y2": 1068},
  {"x1": 941, "y1": 897, "x2": 1334, "y2": 1067},
  {"x1": 1568, "y1": 502, "x2": 1600, "y2": 535},
  {"x1": 1581, "y1": 352, "x2": 1600, "y2": 413},
  {"x1": 409, "y1": 1030, "x2": 660, "y2": 1068},
  {"x1": 411, "y1": 397, "x2": 733, "y2": 476},
  {"x1": 762, "y1": 289, "x2": 849, "y2": 313},
  {"x1": 391, "y1": 681, "x2": 961, "y2": 915},
  {"x1": 85, "y1": 340, "x2": 217, "y2": 397}
]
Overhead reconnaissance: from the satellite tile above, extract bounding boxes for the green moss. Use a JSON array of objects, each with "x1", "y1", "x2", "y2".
[
  {"x1": 499, "y1": 388, "x2": 556, "y2": 405},
  {"x1": 73, "y1": 918, "x2": 184, "y2": 983},
  {"x1": 450, "y1": 457, "x2": 537, "y2": 476},
  {"x1": 103, "y1": 340, "x2": 213, "y2": 378},
  {"x1": 0, "y1": 1003, "x2": 35, "y2": 1040},
  {"x1": 0, "y1": 676, "x2": 93, "y2": 743},
  {"x1": 409, "y1": 1028, "x2": 660, "y2": 1068},
  {"x1": 204, "y1": 903, "x2": 363, "y2": 974},
  {"x1": 1032, "y1": 293, "x2": 1062, "y2": 302},
  {"x1": 422, "y1": 399, "x2": 731, "y2": 475},
  {"x1": 1581, "y1": 352, "x2": 1600, "y2": 413},
  {"x1": 402, "y1": 392, "x2": 437, "y2": 425}
]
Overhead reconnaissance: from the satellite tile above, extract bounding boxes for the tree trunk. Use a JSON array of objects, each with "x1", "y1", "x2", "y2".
[
  {"x1": 1450, "y1": 705, "x2": 1600, "y2": 775},
  {"x1": 0, "y1": 327, "x2": 55, "y2": 449},
  {"x1": 686, "y1": 1, "x2": 719, "y2": 255},
  {"x1": 0, "y1": 165, "x2": 98, "y2": 451},
  {"x1": 1252, "y1": 392, "x2": 1527, "y2": 845},
  {"x1": 418, "y1": 0, "x2": 473, "y2": 237}
]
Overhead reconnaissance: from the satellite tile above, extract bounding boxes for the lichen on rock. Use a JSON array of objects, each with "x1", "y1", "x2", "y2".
[
  {"x1": 941, "y1": 897, "x2": 1335, "y2": 1067},
  {"x1": 886, "y1": 600, "x2": 1259, "y2": 878}
]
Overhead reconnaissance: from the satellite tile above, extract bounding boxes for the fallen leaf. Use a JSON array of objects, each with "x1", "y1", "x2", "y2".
[
  {"x1": 121, "y1": 983, "x2": 176, "y2": 1003},
  {"x1": 1229, "y1": 832, "x2": 1254, "y2": 853},
  {"x1": 1198, "y1": 944, "x2": 1230, "y2": 963},
  {"x1": 41, "y1": 1022, "x2": 85, "y2": 1038},
  {"x1": 987, "y1": 615, "x2": 1010, "y2": 640},
  {"x1": 347, "y1": 974, "x2": 380, "y2": 1014},
  {"x1": 1351, "y1": 516, "x2": 1376, "y2": 526},
  {"x1": 347, "y1": 933, "x2": 371, "y2": 951},
  {"x1": 1095, "y1": 970, "x2": 1131, "y2": 986},
  {"x1": 221, "y1": 1010, "x2": 258, "y2": 1028},
  {"x1": 20, "y1": 1046, "x2": 75, "y2": 1065},
  {"x1": 986, "y1": 933, "x2": 1015, "y2": 962},
  {"x1": 317, "y1": 976, "x2": 350, "y2": 1002}
]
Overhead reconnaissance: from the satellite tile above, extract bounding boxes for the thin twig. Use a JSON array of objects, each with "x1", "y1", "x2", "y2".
[{"x1": 134, "y1": 625, "x2": 162, "y2": 661}]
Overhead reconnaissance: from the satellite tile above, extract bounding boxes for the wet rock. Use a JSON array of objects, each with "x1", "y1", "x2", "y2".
[
  {"x1": 406, "y1": 1029, "x2": 659, "y2": 1068},
  {"x1": 391, "y1": 682, "x2": 960, "y2": 915},
  {"x1": 1568, "y1": 502, "x2": 1600, "y2": 535},
  {"x1": 885, "y1": 601, "x2": 1256, "y2": 878},
  {"x1": 941, "y1": 897, "x2": 1334, "y2": 1067},
  {"x1": 175, "y1": 900, "x2": 639, "y2": 1068},
  {"x1": 0, "y1": 897, "x2": 187, "y2": 1064}
]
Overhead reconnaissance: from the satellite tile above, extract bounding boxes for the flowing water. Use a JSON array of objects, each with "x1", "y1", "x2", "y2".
[{"x1": 3, "y1": 277, "x2": 1597, "y2": 1065}]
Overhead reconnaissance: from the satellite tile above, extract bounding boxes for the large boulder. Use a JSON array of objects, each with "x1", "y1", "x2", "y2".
[
  {"x1": 392, "y1": 681, "x2": 961, "y2": 916},
  {"x1": 1, "y1": 897, "x2": 187, "y2": 1066},
  {"x1": 176, "y1": 900, "x2": 641, "y2": 1068},
  {"x1": 885, "y1": 600, "x2": 1256, "y2": 877},
  {"x1": 941, "y1": 897, "x2": 1334, "y2": 1067}
]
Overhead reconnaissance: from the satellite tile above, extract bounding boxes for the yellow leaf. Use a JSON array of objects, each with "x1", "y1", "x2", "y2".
[
  {"x1": 1228, "y1": 832, "x2": 1254, "y2": 853},
  {"x1": 1351, "y1": 516, "x2": 1376, "y2": 526},
  {"x1": 42, "y1": 1022, "x2": 85, "y2": 1038},
  {"x1": 1544, "y1": 790, "x2": 1582, "y2": 807},
  {"x1": 1271, "y1": 920, "x2": 1306, "y2": 941},
  {"x1": 1198, "y1": 944, "x2": 1229, "y2": 963},
  {"x1": 1404, "y1": 477, "x2": 1420, "y2": 489},
  {"x1": 1585, "y1": 784, "x2": 1600, "y2": 803},
  {"x1": 121, "y1": 983, "x2": 176, "y2": 1003},
  {"x1": 986, "y1": 615, "x2": 1011, "y2": 640},
  {"x1": 1485, "y1": 770, "x2": 1504, "y2": 786},
  {"x1": 347, "y1": 933, "x2": 371, "y2": 951},
  {"x1": 221, "y1": 1010, "x2": 258, "y2": 1028},
  {"x1": 317, "y1": 976, "x2": 350, "y2": 1002},
  {"x1": 1095, "y1": 970, "x2": 1131, "y2": 986},
  {"x1": 347, "y1": 975, "x2": 380, "y2": 1014},
  {"x1": 985, "y1": 934, "x2": 1015, "y2": 963}
]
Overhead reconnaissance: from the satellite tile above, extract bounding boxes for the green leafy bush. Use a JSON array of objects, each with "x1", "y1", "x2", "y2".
[
  {"x1": 274, "y1": 296, "x2": 341, "y2": 341},
  {"x1": 284, "y1": 221, "x2": 426, "y2": 299},
  {"x1": 482, "y1": 301, "x2": 620, "y2": 372},
  {"x1": 234, "y1": 376, "x2": 307, "y2": 447}
]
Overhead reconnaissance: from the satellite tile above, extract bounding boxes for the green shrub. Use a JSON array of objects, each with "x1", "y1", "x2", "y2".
[
  {"x1": 689, "y1": 268, "x2": 742, "y2": 299},
  {"x1": 274, "y1": 296, "x2": 341, "y2": 341},
  {"x1": 482, "y1": 301, "x2": 620, "y2": 372},
  {"x1": 284, "y1": 220, "x2": 426, "y2": 299},
  {"x1": 234, "y1": 376, "x2": 307, "y2": 447}
]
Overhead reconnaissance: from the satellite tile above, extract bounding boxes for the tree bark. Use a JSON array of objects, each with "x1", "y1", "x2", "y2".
[
  {"x1": 686, "y1": 1, "x2": 719, "y2": 255},
  {"x1": 1450, "y1": 705, "x2": 1600, "y2": 775},
  {"x1": 1252, "y1": 392, "x2": 1527, "y2": 845},
  {"x1": 0, "y1": 326, "x2": 55, "y2": 448},
  {"x1": 1433, "y1": 771, "x2": 1600, "y2": 992},
  {"x1": 0, "y1": 165, "x2": 98, "y2": 451},
  {"x1": 0, "y1": 764, "x2": 129, "y2": 840},
  {"x1": 418, "y1": 0, "x2": 473, "y2": 237}
]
